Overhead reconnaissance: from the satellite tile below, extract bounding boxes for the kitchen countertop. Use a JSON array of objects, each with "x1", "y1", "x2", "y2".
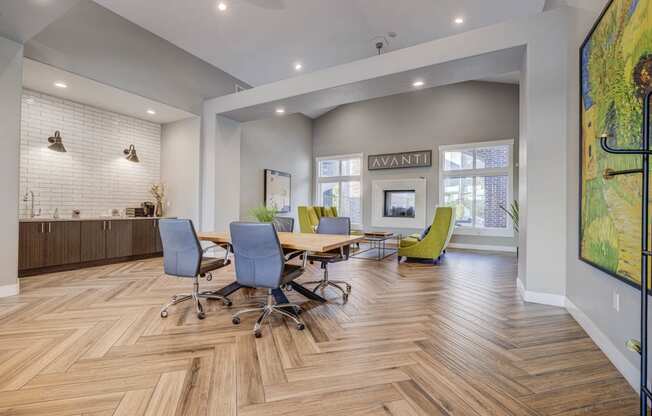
[{"x1": 19, "y1": 217, "x2": 175, "y2": 222}]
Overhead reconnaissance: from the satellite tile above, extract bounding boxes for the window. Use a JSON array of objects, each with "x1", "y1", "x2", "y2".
[
  {"x1": 439, "y1": 140, "x2": 514, "y2": 237},
  {"x1": 316, "y1": 154, "x2": 363, "y2": 228}
]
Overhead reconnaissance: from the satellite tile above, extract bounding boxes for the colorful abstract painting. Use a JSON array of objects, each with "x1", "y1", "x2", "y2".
[{"x1": 580, "y1": 0, "x2": 652, "y2": 288}]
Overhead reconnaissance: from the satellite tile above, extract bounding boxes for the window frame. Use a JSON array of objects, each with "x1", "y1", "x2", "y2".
[
  {"x1": 438, "y1": 139, "x2": 514, "y2": 237},
  {"x1": 315, "y1": 153, "x2": 364, "y2": 229}
]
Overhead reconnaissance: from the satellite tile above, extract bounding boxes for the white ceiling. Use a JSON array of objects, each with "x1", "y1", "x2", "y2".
[
  {"x1": 93, "y1": 0, "x2": 544, "y2": 87},
  {"x1": 23, "y1": 59, "x2": 196, "y2": 124},
  {"x1": 0, "y1": 0, "x2": 80, "y2": 43}
]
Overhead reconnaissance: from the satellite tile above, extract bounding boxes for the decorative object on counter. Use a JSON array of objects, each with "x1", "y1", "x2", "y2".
[
  {"x1": 125, "y1": 207, "x2": 146, "y2": 217},
  {"x1": 111, "y1": 208, "x2": 121, "y2": 217},
  {"x1": 52, "y1": 208, "x2": 59, "y2": 219},
  {"x1": 249, "y1": 204, "x2": 278, "y2": 223},
  {"x1": 150, "y1": 183, "x2": 165, "y2": 217},
  {"x1": 141, "y1": 201, "x2": 155, "y2": 217},
  {"x1": 47, "y1": 131, "x2": 67, "y2": 153},
  {"x1": 22, "y1": 191, "x2": 40, "y2": 218},
  {"x1": 264, "y1": 169, "x2": 291, "y2": 213},
  {"x1": 123, "y1": 144, "x2": 139, "y2": 163},
  {"x1": 368, "y1": 150, "x2": 431, "y2": 170},
  {"x1": 72, "y1": 209, "x2": 81, "y2": 219}
]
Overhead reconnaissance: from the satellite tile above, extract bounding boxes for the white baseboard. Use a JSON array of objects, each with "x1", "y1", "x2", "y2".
[
  {"x1": 0, "y1": 282, "x2": 19, "y2": 298},
  {"x1": 516, "y1": 278, "x2": 566, "y2": 307},
  {"x1": 565, "y1": 298, "x2": 639, "y2": 392},
  {"x1": 448, "y1": 242, "x2": 517, "y2": 253}
]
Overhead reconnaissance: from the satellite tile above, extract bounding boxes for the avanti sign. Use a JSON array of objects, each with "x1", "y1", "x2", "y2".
[{"x1": 368, "y1": 150, "x2": 432, "y2": 170}]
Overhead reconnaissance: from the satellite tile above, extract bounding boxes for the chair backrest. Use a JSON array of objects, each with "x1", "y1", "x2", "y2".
[
  {"x1": 229, "y1": 222, "x2": 285, "y2": 289},
  {"x1": 272, "y1": 216, "x2": 294, "y2": 232},
  {"x1": 421, "y1": 207, "x2": 455, "y2": 257},
  {"x1": 316, "y1": 217, "x2": 351, "y2": 258},
  {"x1": 158, "y1": 219, "x2": 202, "y2": 278}
]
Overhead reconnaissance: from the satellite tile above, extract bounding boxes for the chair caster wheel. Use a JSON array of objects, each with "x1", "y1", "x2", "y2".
[
  {"x1": 296, "y1": 323, "x2": 305, "y2": 331},
  {"x1": 232, "y1": 317, "x2": 240, "y2": 325},
  {"x1": 160, "y1": 310, "x2": 168, "y2": 318},
  {"x1": 254, "y1": 330, "x2": 262, "y2": 338},
  {"x1": 345, "y1": 285, "x2": 352, "y2": 294},
  {"x1": 206, "y1": 273, "x2": 212, "y2": 281},
  {"x1": 197, "y1": 312, "x2": 206, "y2": 320},
  {"x1": 342, "y1": 293, "x2": 349, "y2": 303},
  {"x1": 224, "y1": 299, "x2": 233, "y2": 307}
]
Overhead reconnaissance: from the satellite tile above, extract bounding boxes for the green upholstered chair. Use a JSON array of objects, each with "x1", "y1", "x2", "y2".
[
  {"x1": 398, "y1": 207, "x2": 455, "y2": 264},
  {"x1": 298, "y1": 206, "x2": 338, "y2": 233}
]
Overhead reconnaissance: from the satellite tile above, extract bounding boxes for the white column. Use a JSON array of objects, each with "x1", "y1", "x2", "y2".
[
  {"x1": 200, "y1": 110, "x2": 241, "y2": 232},
  {"x1": 0, "y1": 37, "x2": 23, "y2": 297}
]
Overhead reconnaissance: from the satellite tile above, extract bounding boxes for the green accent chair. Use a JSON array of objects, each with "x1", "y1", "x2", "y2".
[
  {"x1": 398, "y1": 207, "x2": 455, "y2": 264},
  {"x1": 298, "y1": 206, "x2": 338, "y2": 233}
]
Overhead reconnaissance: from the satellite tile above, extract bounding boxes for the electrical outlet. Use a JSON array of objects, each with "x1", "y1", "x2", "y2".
[{"x1": 612, "y1": 292, "x2": 620, "y2": 312}]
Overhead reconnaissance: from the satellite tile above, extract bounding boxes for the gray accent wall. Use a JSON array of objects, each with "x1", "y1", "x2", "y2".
[
  {"x1": 24, "y1": 1, "x2": 249, "y2": 116},
  {"x1": 0, "y1": 36, "x2": 23, "y2": 293},
  {"x1": 240, "y1": 114, "x2": 313, "y2": 228},
  {"x1": 312, "y1": 81, "x2": 519, "y2": 247}
]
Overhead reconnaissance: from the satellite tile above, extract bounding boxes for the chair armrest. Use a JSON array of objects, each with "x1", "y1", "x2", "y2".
[
  {"x1": 284, "y1": 250, "x2": 304, "y2": 262},
  {"x1": 203, "y1": 243, "x2": 232, "y2": 263}
]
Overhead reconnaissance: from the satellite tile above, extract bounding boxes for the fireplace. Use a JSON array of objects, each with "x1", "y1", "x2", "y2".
[
  {"x1": 371, "y1": 178, "x2": 426, "y2": 229},
  {"x1": 383, "y1": 190, "x2": 416, "y2": 218}
]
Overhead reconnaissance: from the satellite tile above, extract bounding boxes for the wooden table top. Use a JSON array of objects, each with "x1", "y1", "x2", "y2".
[{"x1": 199, "y1": 231, "x2": 364, "y2": 253}]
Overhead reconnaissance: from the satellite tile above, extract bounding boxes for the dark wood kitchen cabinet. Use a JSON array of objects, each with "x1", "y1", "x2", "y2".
[
  {"x1": 19, "y1": 221, "x2": 81, "y2": 270},
  {"x1": 45, "y1": 222, "x2": 81, "y2": 267},
  {"x1": 106, "y1": 220, "x2": 133, "y2": 259},
  {"x1": 81, "y1": 221, "x2": 107, "y2": 262},
  {"x1": 19, "y1": 218, "x2": 164, "y2": 277},
  {"x1": 18, "y1": 222, "x2": 47, "y2": 270},
  {"x1": 132, "y1": 219, "x2": 157, "y2": 255}
]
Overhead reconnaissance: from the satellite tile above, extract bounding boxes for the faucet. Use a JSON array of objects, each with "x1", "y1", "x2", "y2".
[{"x1": 22, "y1": 191, "x2": 40, "y2": 218}]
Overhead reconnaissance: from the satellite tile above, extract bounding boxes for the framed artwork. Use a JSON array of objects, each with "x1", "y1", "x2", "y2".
[
  {"x1": 579, "y1": 0, "x2": 652, "y2": 289},
  {"x1": 264, "y1": 169, "x2": 291, "y2": 213}
]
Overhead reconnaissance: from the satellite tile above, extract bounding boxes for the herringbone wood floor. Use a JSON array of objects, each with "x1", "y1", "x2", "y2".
[{"x1": 0, "y1": 250, "x2": 639, "y2": 415}]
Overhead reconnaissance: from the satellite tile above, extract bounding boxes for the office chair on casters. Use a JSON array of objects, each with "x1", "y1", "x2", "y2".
[
  {"x1": 272, "y1": 216, "x2": 294, "y2": 232},
  {"x1": 304, "y1": 217, "x2": 352, "y2": 302},
  {"x1": 158, "y1": 219, "x2": 232, "y2": 320},
  {"x1": 229, "y1": 222, "x2": 306, "y2": 338}
]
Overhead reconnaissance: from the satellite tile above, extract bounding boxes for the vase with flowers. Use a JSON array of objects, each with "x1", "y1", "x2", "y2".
[{"x1": 150, "y1": 183, "x2": 166, "y2": 217}]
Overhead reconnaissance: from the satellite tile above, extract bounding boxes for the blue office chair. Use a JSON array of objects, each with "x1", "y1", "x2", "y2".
[
  {"x1": 304, "y1": 217, "x2": 352, "y2": 302},
  {"x1": 229, "y1": 222, "x2": 306, "y2": 338},
  {"x1": 159, "y1": 219, "x2": 232, "y2": 320},
  {"x1": 272, "y1": 216, "x2": 294, "y2": 232}
]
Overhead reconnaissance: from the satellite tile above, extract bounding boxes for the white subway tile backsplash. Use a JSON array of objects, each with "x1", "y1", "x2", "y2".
[{"x1": 20, "y1": 90, "x2": 161, "y2": 218}]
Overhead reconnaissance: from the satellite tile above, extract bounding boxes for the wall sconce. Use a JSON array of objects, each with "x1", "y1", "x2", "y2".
[
  {"x1": 47, "y1": 131, "x2": 67, "y2": 152},
  {"x1": 123, "y1": 144, "x2": 140, "y2": 163}
]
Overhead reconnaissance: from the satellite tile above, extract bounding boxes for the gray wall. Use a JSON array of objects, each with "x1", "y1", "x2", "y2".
[
  {"x1": 240, "y1": 114, "x2": 313, "y2": 228},
  {"x1": 24, "y1": 1, "x2": 249, "y2": 116},
  {"x1": 161, "y1": 117, "x2": 201, "y2": 224},
  {"x1": 312, "y1": 81, "x2": 519, "y2": 247},
  {"x1": 0, "y1": 36, "x2": 23, "y2": 293}
]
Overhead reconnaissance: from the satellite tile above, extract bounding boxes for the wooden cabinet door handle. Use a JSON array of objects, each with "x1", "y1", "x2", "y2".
[{"x1": 40, "y1": 223, "x2": 45, "y2": 234}]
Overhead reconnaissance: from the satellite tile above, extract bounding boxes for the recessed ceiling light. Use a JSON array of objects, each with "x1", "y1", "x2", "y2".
[
  {"x1": 217, "y1": 2, "x2": 227, "y2": 11},
  {"x1": 275, "y1": 108, "x2": 286, "y2": 114},
  {"x1": 454, "y1": 17, "x2": 464, "y2": 25},
  {"x1": 294, "y1": 62, "x2": 303, "y2": 71},
  {"x1": 54, "y1": 82, "x2": 67, "y2": 89},
  {"x1": 413, "y1": 80, "x2": 425, "y2": 88},
  {"x1": 147, "y1": 109, "x2": 156, "y2": 115}
]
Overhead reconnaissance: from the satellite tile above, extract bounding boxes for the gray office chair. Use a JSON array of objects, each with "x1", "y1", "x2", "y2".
[
  {"x1": 158, "y1": 219, "x2": 232, "y2": 320},
  {"x1": 229, "y1": 222, "x2": 306, "y2": 338},
  {"x1": 272, "y1": 216, "x2": 294, "y2": 232},
  {"x1": 304, "y1": 217, "x2": 352, "y2": 302}
]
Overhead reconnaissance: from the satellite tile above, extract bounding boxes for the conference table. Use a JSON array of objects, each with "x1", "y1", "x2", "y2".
[{"x1": 198, "y1": 231, "x2": 363, "y2": 314}]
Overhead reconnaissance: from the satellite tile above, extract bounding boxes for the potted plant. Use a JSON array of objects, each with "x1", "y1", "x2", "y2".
[
  {"x1": 499, "y1": 199, "x2": 519, "y2": 256},
  {"x1": 249, "y1": 204, "x2": 278, "y2": 223}
]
